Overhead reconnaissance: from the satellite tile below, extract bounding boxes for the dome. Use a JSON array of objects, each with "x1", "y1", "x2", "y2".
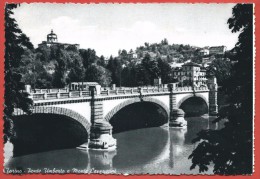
[{"x1": 47, "y1": 29, "x2": 58, "y2": 43}]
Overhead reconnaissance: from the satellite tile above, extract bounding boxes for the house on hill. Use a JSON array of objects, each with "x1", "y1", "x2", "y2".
[
  {"x1": 209, "y1": 46, "x2": 227, "y2": 55},
  {"x1": 173, "y1": 62, "x2": 207, "y2": 87},
  {"x1": 199, "y1": 49, "x2": 210, "y2": 56}
]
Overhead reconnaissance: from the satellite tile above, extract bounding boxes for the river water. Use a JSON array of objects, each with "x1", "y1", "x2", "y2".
[{"x1": 5, "y1": 116, "x2": 223, "y2": 175}]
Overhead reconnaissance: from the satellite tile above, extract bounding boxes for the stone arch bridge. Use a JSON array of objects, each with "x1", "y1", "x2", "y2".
[{"x1": 14, "y1": 83, "x2": 218, "y2": 150}]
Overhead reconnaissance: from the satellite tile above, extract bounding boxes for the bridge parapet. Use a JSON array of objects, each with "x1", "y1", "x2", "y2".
[
  {"x1": 30, "y1": 91, "x2": 91, "y2": 101},
  {"x1": 30, "y1": 88, "x2": 69, "y2": 93},
  {"x1": 175, "y1": 86, "x2": 208, "y2": 91},
  {"x1": 28, "y1": 85, "x2": 209, "y2": 101}
]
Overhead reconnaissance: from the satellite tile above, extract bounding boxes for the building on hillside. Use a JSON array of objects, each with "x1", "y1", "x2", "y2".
[
  {"x1": 104, "y1": 57, "x2": 110, "y2": 65},
  {"x1": 209, "y1": 46, "x2": 227, "y2": 55},
  {"x1": 198, "y1": 49, "x2": 209, "y2": 56},
  {"x1": 141, "y1": 51, "x2": 157, "y2": 58},
  {"x1": 202, "y1": 55, "x2": 216, "y2": 67},
  {"x1": 191, "y1": 46, "x2": 200, "y2": 50},
  {"x1": 173, "y1": 62, "x2": 207, "y2": 87},
  {"x1": 127, "y1": 52, "x2": 138, "y2": 59},
  {"x1": 160, "y1": 55, "x2": 168, "y2": 60},
  {"x1": 38, "y1": 30, "x2": 80, "y2": 50},
  {"x1": 183, "y1": 59, "x2": 192, "y2": 64},
  {"x1": 169, "y1": 62, "x2": 184, "y2": 68}
]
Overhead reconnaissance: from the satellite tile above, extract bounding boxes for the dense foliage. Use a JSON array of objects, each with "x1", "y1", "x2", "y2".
[
  {"x1": 189, "y1": 4, "x2": 253, "y2": 174},
  {"x1": 4, "y1": 4, "x2": 33, "y2": 143},
  {"x1": 15, "y1": 40, "x2": 177, "y2": 89},
  {"x1": 207, "y1": 58, "x2": 232, "y2": 87}
]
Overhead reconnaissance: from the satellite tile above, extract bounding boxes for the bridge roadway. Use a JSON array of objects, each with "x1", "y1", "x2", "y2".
[{"x1": 14, "y1": 83, "x2": 218, "y2": 150}]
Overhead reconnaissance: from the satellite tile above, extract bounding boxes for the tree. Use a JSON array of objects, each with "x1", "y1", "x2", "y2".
[
  {"x1": 208, "y1": 58, "x2": 232, "y2": 87},
  {"x1": 36, "y1": 45, "x2": 51, "y2": 62},
  {"x1": 80, "y1": 48, "x2": 97, "y2": 69},
  {"x1": 21, "y1": 57, "x2": 53, "y2": 89},
  {"x1": 135, "y1": 54, "x2": 160, "y2": 86},
  {"x1": 161, "y1": 38, "x2": 168, "y2": 45},
  {"x1": 136, "y1": 63, "x2": 150, "y2": 86},
  {"x1": 157, "y1": 58, "x2": 173, "y2": 84},
  {"x1": 141, "y1": 54, "x2": 160, "y2": 85},
  {"x1": 121, "y1": 63, "x2": 138, "y2": 87},
  {"x1": 85, "y1": 64, "x2": 112, "y2": 87},
  {"x1": 120, "y1": 49, "x2": 128, "y2": 58},
  {"x1": 97, "y1": 55, "x2": 106, "y2": 67},
  {"x1": 107, "y1": 57, "x2": 123, "y2": 86},
  {"x1": 4, "y1": 4, "x2": 33, "y2": 143},
  {"x1": 67, "y1": 58, "x2": 84, "y2": 83},
  {"x1": 52, "y1": 48, "x2": 67, "y2": 88},
  {"x1": 189, "y1": 4, "x2": 253, "y2": 174}
]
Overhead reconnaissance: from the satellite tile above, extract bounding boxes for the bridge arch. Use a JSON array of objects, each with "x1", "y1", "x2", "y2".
[
  {"x1": 30, "y1": 106, "x2": 91, "y2": 131},
  {"x1": 177, "y1": 94, "x2": 208, "y2": 108},
  {"x1": 177, "y1": 94, "x2": 209, "y2": 116},
  {"x1": 104, "y1": 97, "x2": 170, "y2": 122}
]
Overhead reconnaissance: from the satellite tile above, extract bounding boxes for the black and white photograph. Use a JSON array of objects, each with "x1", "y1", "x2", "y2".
[{"x1": 4, "y1": 3, "x2": 254, "y2": 175}]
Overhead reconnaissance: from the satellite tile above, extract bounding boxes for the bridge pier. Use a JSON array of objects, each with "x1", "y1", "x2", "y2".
[
  {"x1": 88, "y1": 85, "x2": 117, "y2": 150},
  {"x1": 207, "y1": 75, "x2": 218, "y2": 115},
  {"x1": 168, "y1": 83, "x2": 187, "y2": 128}
]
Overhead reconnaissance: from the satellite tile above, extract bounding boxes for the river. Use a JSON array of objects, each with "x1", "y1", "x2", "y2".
[{"x1": 5, "y1": 116, "x2": 224, "y2": 175}]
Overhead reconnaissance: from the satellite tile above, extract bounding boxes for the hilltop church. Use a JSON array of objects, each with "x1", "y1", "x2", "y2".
[{"x1": 38, "y1": 30, "x2": 80, "y2": 50}]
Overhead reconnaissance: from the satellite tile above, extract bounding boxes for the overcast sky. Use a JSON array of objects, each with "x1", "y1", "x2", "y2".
[{"x1": 13, "y1": 3, "x2": 238, "y2": 57}]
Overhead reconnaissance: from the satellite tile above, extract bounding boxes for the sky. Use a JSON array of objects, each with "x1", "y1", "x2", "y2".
[{"x1": 13, "y1": 3, "x2": 239, "y2": 57}]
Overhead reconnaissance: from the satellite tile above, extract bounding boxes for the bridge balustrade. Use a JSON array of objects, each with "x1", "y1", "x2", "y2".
[
  {"x1": 32, "y1": 93, "x2": 45, "y2": 100},
  {"x1": 28, "y1": 85, "x2": 208, "y2": 101},
  {"x1": 81, "y1": 91, "x2": 90, "y2": 96},
  {"x1": 31, "y1": 88, "x2": 68, "y2": 94},
  {"x1": 59, "y1": 92, "x2": 70, "y2": 98},
  {"x1": 108, "y1": 90, "x2": 116, "y2": 95},
  {"x1": 117, "y1": 89, "x2": 125, "y2": 94},
  {"x1": 69, "y1": 91, "x2": 79, "y2": 98},
  {"x1": 47, "y1": 93, "x2": 58, "y2": 99}
]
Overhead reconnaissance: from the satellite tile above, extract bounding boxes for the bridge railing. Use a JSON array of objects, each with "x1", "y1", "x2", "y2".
[
  {"x1": 174, "y1": 86, "x2": 208, "y2": 91},
  {"x1": 100, "y1": 88, "x2": 139, "y2": 96},
  {"x1": 30, "y1": 91, "x2": 91, "y2": 101},
  {"x1": 99, "y1": 86, "x2": 170, "y2": 96},
  {"x1": 30, "y1": 88, "x2": 69, "y2": 93},
  {"x1": 194, "y1": 86, "x2": 208, "y2": 91},
  {"x1": 29, "y1": 86, "x2": 208, "y2": 101}
]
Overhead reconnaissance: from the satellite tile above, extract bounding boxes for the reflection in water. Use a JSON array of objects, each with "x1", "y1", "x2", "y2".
[
  {"x1": 113, "y1": 127, "x2": 169, "y2": 171},
  {"x1": 5, "y1": 117, "x2": 223, "y2": 174},
  {"x1": 88, "y1": 150, "x2": 117, "y2": 171},
  {"x1": 169, "y1": 128, "x2": 187, "y2": 169}
]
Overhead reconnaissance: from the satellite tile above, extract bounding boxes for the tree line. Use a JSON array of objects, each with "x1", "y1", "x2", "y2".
[{"x1": 19, "y1": 41, "x2": 175, "y2": 89}]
